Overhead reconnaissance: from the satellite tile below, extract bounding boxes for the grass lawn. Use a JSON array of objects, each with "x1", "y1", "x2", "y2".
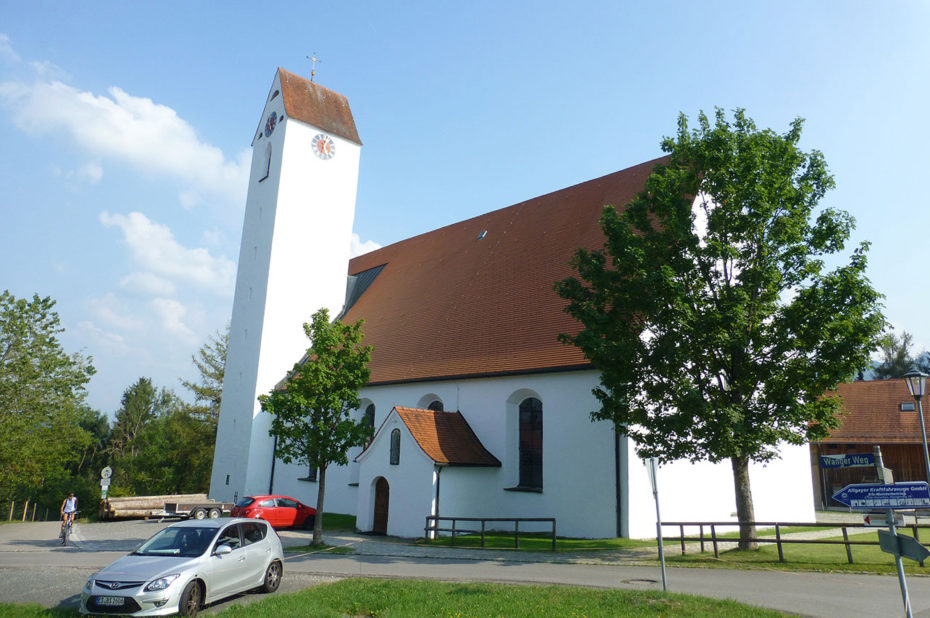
[
  {"x1": 0, "y1": 579, "x2": 785, "y2": 618},
  {"x1": 215, "y1": 578, "x2": 784, "y2": 617},
  {"x1": 320, "y1": 512, "x2": 356, "y2": 531}
]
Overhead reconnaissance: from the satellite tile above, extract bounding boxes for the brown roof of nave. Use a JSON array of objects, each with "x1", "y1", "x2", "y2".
[
  {"x1": 822, "y1": 379, "x2": 928, "y2": 444},
  {"x1": 278, "y1": 68, "x2": 362, "y2": 145},
  {"x1": 393, "y1": 407, "x2": 501, "y2": 466},
  {"x1": 343, "y1": 157, "x2": 665, "y2": 385}
]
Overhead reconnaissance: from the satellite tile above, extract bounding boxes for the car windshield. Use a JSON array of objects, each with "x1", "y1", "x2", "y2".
[
  {"x1": 134, "y1": 526, "x2": 215, "y2": 558},
  {"x1": 235, "y1": 497, "x2": 255, "y2": 508}
]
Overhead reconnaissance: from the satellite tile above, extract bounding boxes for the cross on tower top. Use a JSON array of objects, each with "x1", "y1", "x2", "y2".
[{"x1": 307, "y1": 53, "x2": 321, "y2": 82}]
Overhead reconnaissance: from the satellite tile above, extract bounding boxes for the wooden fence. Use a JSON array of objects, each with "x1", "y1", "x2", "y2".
[
  {"x1": 5, "y1": 501, "x2": 51, "y2": 522},
  {"x1": 425, "y1": 516, "x2": 557, "y2": 550},
  {"x1": 663, "y1": 520, "x2": 928, "y2": 564}
]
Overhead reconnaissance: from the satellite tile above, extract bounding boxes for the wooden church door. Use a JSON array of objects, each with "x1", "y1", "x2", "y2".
[{"x1": 373, "y1": 477, "x2": 390, "y2": 534}]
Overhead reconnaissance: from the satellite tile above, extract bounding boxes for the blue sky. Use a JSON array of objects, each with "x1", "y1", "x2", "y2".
[{"x1": 1, "y1": 2, "x2": 928, "y2": 415}]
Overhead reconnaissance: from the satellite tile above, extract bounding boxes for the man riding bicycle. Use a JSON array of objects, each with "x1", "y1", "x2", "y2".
[{"x1": 60, "y1": 492, "x2": 77, "y2": 539}]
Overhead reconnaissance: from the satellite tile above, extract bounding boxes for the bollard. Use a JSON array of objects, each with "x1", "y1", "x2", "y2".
[{"x1": 22, "y1": 500, "x2": 29, "y2": 522}]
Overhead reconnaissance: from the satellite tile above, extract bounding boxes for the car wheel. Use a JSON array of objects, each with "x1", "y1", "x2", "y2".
[
  {"x1": 303, "y1": 514, "x2": 315, "y2": 530},
  {"x1": 178, "y1": 580, "x2": 202, "y2": 616},
  {"x1": 261, "y1": 561, "x2": 282, "y2": 593},
  {"x1": 192, "y1": 508, "x2": 206, "y2": 520},
  {"x1": 208, "y1": 508, "x2": 220, "y2": 519}
]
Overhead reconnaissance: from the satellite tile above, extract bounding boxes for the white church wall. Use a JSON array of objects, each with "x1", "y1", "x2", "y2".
[
  {"x1": 624, "y1": 442, "x2": 816, "y2": 539},
  {"x1": 356, "y1": 410, "x2": 436, "y2": 537}
]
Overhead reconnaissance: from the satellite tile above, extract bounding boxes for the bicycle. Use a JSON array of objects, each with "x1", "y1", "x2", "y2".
[{"x1": 60, "y1": 511, "x2": 78, "y2": 546}]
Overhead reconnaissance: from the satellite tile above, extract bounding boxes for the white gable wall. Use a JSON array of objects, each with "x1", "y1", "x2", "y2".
[{"x1": 356, "y1": 410, "x2": 437, "y2": 537}]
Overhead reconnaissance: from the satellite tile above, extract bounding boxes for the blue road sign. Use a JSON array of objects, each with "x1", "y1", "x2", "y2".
[
  {"x1": 832, "y1": 481, "x2": 930, "y2": 509},
  {"x1": 819, "y1": 453, "x2": 875, "y2": 469}
]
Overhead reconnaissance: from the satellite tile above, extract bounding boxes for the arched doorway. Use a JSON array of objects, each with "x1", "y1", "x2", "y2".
[{"x1": 373, "y1": 477, "x2": 389, "y2": 534}]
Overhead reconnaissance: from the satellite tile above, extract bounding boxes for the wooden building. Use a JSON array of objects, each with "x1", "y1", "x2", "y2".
[{"x1": 814, "y1": 379, "x2": 930, "y2": 508}]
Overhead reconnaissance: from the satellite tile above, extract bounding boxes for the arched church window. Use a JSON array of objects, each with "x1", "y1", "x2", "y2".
[
  {"x1": 364, "y1": 404, "x2": 375, "y2": 445},
  {"x1": 390, "y1": 429, "x2": 400, "y2": 465},
  {"x1": 427, "y1": 400, "x2": 444, "y2": 412},
  {"x1": 518, "y1": 397, "x2": 543, "y2": 490}
]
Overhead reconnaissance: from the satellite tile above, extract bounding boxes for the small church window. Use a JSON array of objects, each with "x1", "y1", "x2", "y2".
[
  {"x1": 390, "y1": 428, "x2": 400, "y2": 465},
  {"x1": 259, "y1": 143, "x2": 272, "y2": 182},
  {"x1": 427, "y1": 400, "x2": 444, "y2": 412},
  {"x1": 300, "y1": 451, "x2": 318, "y2": 482},
  {"x1": 518, "y1": 397, "x2": 543, "y2": 490}
]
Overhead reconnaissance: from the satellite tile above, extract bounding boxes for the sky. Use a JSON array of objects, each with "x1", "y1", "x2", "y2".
[{"x1": 1, "y1": 2, "x2": 929, "y2": 416}]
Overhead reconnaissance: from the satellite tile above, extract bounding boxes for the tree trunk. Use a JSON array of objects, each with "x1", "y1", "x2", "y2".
[
  {"x1": 313, "y1": 464, "x2": 326, "y2": 546},
  {"x1": 731, "y1": 456, "x2": 757, "y2": 550}
]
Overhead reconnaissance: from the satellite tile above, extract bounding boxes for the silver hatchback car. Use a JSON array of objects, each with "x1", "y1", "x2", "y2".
[{"x1": 80, "y1": 517, "x2": 284, "y2": 616}]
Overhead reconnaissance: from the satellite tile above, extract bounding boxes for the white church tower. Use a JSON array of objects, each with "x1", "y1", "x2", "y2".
[{"x1": 210, "y1": 68, "x2": 362, "y2": 502}]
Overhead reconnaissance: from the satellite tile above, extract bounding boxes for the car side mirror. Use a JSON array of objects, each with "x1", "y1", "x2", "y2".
[{"x1": 213, "y1": 544, "x2": 232, "y2": 556}]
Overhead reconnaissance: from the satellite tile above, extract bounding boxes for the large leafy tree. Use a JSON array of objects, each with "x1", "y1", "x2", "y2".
[
  {"x1": 556, "y1": 110, "x2": 884, "y2": 549},
  {"x1": 261, "y1": 308, "x2": 372, "y2": 546},
  {"x1": 0, "y1": 291, "x2": 95, "y2": 505}
]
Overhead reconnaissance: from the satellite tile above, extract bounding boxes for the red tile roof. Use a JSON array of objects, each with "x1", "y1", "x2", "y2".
[
  {"x1": 343, "y1": 157, "x2": 665, "y2": 384},
  {"x1": 394, "y1": 407, "x2": 501, "y2": 466},
  {"x1": 278, "y1": 68, "x2": 361, "y2": 145},
  {"x1": 823, "y1": 380, "x2": 928, "y2": 444}
]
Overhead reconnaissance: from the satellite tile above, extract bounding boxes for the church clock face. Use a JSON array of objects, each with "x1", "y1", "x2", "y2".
[
  {"x1": 312, "y1": 133, "x2": 335, "y2": 160},
  {"x1": 264, "y1": 112, "x2": 277, "y2": 137}
]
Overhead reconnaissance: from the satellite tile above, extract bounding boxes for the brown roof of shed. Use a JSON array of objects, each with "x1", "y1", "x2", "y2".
[
  {"x1": 278, "y1": 68, "x2": 361, "y2": 145},
  {"x1": 343, "y1": 157, "x2": 665, "y2": 384},
  {"x1": 394, "y1": 407, "x2": 501, "y2": 466},
  {"x1": 822, "y1": 380, "x2": 927, "y2": 444}
]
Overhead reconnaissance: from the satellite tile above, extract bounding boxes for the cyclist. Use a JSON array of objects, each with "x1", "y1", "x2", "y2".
[{"x1": 60, "y1": 492, "x2": 78, "y2": 540}]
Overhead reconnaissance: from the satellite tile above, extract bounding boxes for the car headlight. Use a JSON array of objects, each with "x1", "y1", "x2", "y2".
[
  {"x1": 144, "y1": 574, "x2": 180, "y2": 592},
  {"x1": 85, "y1": 575, "x2": 97, "y2": 590}
]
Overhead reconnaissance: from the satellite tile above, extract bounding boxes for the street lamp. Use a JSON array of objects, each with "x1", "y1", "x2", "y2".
[{"x1": 903, "y1": 367, "x2": 930, "y2": 485}]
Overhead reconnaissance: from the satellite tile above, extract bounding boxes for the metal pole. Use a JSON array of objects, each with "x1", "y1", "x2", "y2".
[
  {"x1": 915, "y1": 397, "x2": 930, "y2": 486},
  {"x1": 876, "y1": 446, "x2": 912, "y2": 618},
  {"x1": 648, "y1": 457, "x2": 668, "y2": 592}
]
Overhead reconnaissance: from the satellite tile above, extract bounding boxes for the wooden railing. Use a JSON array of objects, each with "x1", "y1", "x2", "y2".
[
  {"x1": 662, "y1": 520, "x2": 928, "y2": 564},
  {"x1": 424, "y1": 516, "x2": 557, "y2": 550}
]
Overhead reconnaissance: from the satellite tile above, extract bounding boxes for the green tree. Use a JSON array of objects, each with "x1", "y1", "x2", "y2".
[
  {"x1": 0, "y1": 291, "x2": 95, "y2": 505},
  {"x1": 872, "y1": 330, "x2": 915, "y2": 379},
  {"x1": 260, "y1": 308, "x2": 372, "y2": 546},
  {"x1": 180, "y1": 325, "x2": 228, "y2": 432},
  {"x1": 556, "y1": 109, "x2": 885, "y2": 549},
  {"x1": 108, "y1": 377, "x2": 181, "y2": 494}
]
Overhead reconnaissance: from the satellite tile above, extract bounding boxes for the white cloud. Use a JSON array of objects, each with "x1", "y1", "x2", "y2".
[
  {"x1": 0, "y1": 78, "x2": 249, "y2": 206},
  {"x1": 86, "y1": 293, "x2": 146, "y2": 332},
  {"x1": 76, "y1": 320, "x2": 130, "y2": 355},
  {"x1": 150, "y1": 297, "x2": 196, "y2": 342},
  {"x1": 0, "y1": 34, "x2": 19, "y2": 63},
  {"x1": 119, "y1": 272, "x2": 177, "y2": 297},
  {"x1": 99, "y1": 211, "x2": 235, "y2": 296},
  {"x1": 350, "y1": 233, "x2": 381, "y2": 258},
  {"x1": 77, "y1": 162, "x2": 104, "y2": 184}
]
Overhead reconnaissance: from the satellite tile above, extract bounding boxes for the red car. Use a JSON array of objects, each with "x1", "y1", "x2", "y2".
[{"x1": 231, "y1": 495, "x2": 316, "y2": 529}]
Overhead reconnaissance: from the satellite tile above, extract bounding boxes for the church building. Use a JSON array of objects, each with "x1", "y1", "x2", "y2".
[{"x1": 210, "y1": 68, "x2": 815, "y2": 539}]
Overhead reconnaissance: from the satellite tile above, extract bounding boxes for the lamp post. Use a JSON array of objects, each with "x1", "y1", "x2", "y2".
[{"x1": 903, "y1": 368, "x2": 930, "y2": 486}]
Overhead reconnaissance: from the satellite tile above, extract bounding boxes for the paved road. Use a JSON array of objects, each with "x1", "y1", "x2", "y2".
[{"x1": 2, "y1": 519, "x2": 930, "y2": 616}]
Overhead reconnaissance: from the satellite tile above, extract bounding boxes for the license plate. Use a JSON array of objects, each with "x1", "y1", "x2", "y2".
[{"x1": 97, "y1": 596, "x2": 124, "y2": 606}]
